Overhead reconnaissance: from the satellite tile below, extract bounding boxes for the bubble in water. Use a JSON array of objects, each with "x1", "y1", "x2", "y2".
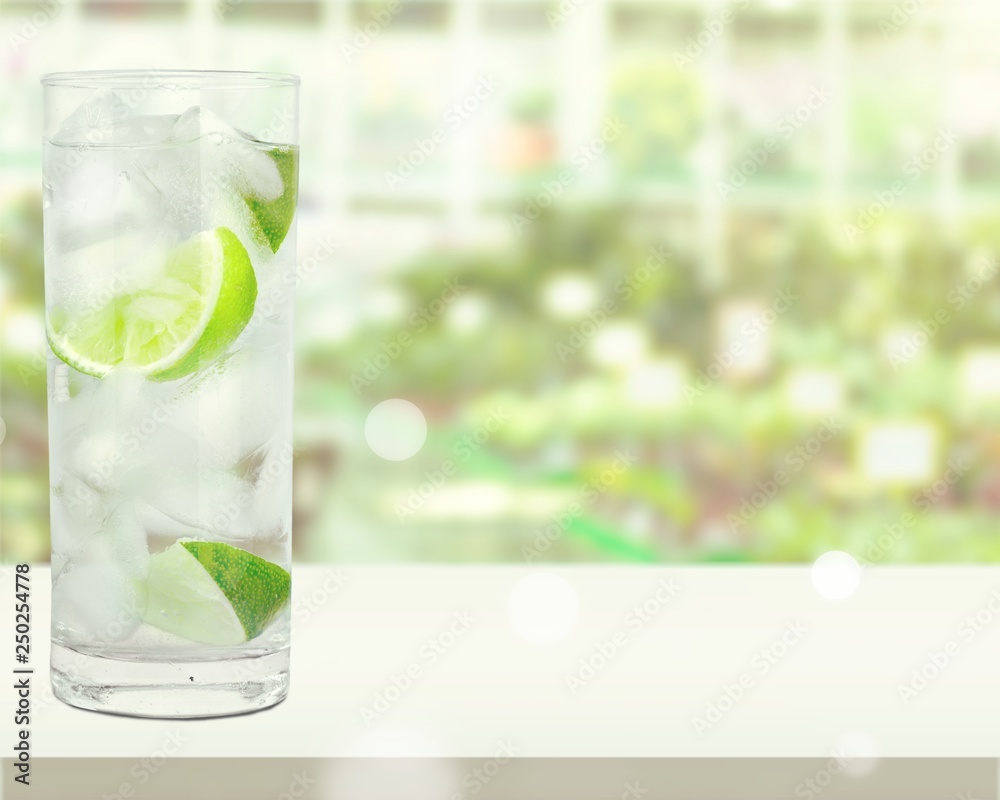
[{"x1": 365, "y1": 399, "x2": 427, "y2": 461}]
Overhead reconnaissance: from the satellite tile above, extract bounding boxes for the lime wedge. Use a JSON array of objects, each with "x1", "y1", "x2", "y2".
[
  {"x1": 142, "y1": 541, "x2": 290, "y2": 646},
  {"x1": 244, "y1": 146, "x2": 298, "y2": 253},
  {"x1": 47, "y1": 227, "x2": 257, "y2": 382}
]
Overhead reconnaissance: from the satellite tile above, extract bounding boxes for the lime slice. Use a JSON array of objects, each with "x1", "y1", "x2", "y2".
[
  {"x1": 142, "y1": 541, "x2": 290, "y2": 646},
  {"x1": 244, "y1": 146, "x2": 298, "y2": 253},
  {"x1": 47, "y1": 227, "x2": 257, "y2": 382}
]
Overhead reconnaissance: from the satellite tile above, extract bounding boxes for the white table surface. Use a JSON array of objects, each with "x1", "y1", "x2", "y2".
[{"x1": 4, "y1": 565, "x2": 1000, "y2": 759}]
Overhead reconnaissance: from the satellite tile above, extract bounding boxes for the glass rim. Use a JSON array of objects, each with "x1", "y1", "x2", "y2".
[{"x1": 40, "y1": 69, "x2": 300, "y2": 89}]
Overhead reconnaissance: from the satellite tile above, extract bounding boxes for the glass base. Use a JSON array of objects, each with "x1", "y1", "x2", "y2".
[{"x1": 51, "y1": 642, "x2": 289, "y2": 718}]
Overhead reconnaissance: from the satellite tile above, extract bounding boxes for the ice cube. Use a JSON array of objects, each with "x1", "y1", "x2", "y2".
[
  {"x1": 58, "y1": 369, "x2": 161, "y2": 497},
  {"x1": 51, "y1": 563, "x2": 143, "y2": 643},
  {"x1": 131, "y1": 138, "x2": 240, "y2": 239},
  {"x1": 51, "y1": 503, "x2": 149, "y2": 643},
  {"x1": 134, "y1": 500, "x2": 199, "y2": 539},
  {"x1": 119, "y1": 105, "x2": 281, "y2": 245},
  {"x1": 170, "y1": 106, "x2": 283, "y2": 199},
  {"x1": 140, "y1": 468, "x2": 255, "y2": 540},
  {"x1": 249, "y1": 443, "x2": 293, "y2": 542},
  {"x1": 87, "y1": 367, "x2": 149, "y2": 425},
  {"x1": 47, "y1": 376, "x2": 89, "y2": 447},
  {"x1": 171, "y1": 347, "x2": 289, "y2": 468},
  {"x1": 170, "y1": 105, "x2": 234, "y2": 144},
  {"x1": 44, "y1": 152, "x2": 119, "y2": 244},
  {"x1": 50, "y1": 88, "x2": 130, "y2": 146},
  {"x1": 50, "y1": 88, "x2": 179, "y2": 148},
  {"x1": 102, "y1": 502, "x2": 151, "y2": 578},
  {"x1": 49, "y1": 386, "x2": 114, "y2": 552},
  {"x1": 108, "y1": 114, "x2": 178, "y2": 146},
  {"x1": 252, "y1": 255, "x2": 295, "y2": 318},
  {"x1": 46, "y1": 152, "x2": 173, "y2": 252},
  {"x1": 110, "y1": 165, "x2": 168, "y2": 234},
  {"x1": 66, "y1": 428, "x2": 127, "y2": 493},
  {"x1": 49, "y1": 362, "x2": 71, "y2": 402},
  {"x1": 47, "y1": 95, "x2": 183, "y2": 246},
  {"x1": 50, "y1": 471, "x2": 109, "y2": 553},
  {"x1": 50, "y1": 233, "x2": 173, "y2": 312},
  {"x1": 53, "y1": 499, "x2": 148, "y2": 570},
  {"x1": 129, "y1": 420, "x2": 207, "y2": 478}
]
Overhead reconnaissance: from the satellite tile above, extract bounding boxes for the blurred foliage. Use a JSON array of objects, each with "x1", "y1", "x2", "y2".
[
  {"x1": 302, "y1": 203, "x2": 1000, "y2": 563},
  {"x1": 2, "y1": 192, "x2": 48, "y2": 563},
  {"x1": 608, "y1": 62, "x2": 702, "y2": 179}
]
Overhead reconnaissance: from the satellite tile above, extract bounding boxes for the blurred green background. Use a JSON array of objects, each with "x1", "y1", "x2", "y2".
[{"x1": 3, "y1": 0, "x2": 1000, "y2": 565}]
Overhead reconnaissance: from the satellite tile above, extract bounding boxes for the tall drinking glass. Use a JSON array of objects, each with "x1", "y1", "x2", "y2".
[{"x1": 41, "y1": 70, "x2": 298, "y2": 717}]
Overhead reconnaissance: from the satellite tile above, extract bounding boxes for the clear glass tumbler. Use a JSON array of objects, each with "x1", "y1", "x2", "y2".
[{"x1": 42, "y1": 70, "x2": 298, "y2": 717}]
